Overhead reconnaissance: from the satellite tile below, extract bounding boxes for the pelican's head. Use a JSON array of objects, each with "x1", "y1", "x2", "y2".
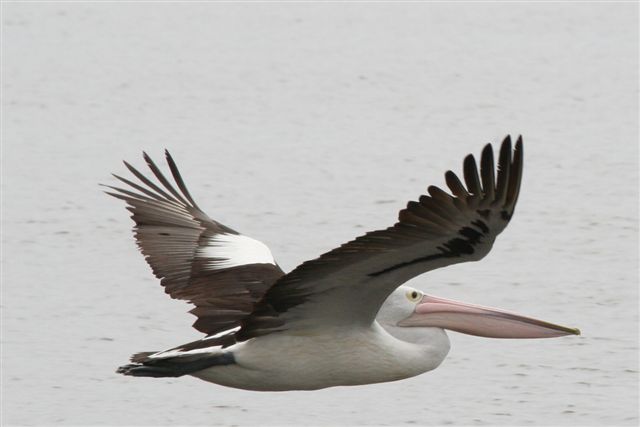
[{"x1": 378, "y1": 285, "x2": 580, "y2": 341}]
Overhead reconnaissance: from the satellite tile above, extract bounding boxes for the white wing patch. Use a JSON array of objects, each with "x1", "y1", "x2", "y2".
[
  {"x1": 202, "y1": 326, "x2": 241, "y2": 341},
  {"x1": 149, "y1": 345, "x2": 221, "y2": 359},
  {"x1": 199, "y1": 233, "x2": 276, "y2": 269},
  {"x1": 148, "y1": 341, "x2": 246, "y2": 359},
  {"x1": 149, "y1": 327, "x2": 241, "y2": 359}
]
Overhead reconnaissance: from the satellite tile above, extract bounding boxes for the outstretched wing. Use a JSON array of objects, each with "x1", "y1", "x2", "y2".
[
  {"x1": 105, "y1": 151, "x2": 285, "y2": 336},
  {"x1": 238, "y1": 136, "x2": 523, "y2": 339}
]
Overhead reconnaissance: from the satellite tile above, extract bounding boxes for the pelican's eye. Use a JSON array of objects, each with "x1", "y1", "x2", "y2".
[{"x1": 406, "y1": 290, "x2": 422, "y2": 302}]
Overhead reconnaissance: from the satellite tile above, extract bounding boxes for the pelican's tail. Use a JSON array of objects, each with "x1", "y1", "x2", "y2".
[{"x1": 116, "y1": 351, "x2": 235, "y2": 378}]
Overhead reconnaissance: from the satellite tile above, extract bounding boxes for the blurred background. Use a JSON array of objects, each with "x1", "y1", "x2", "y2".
[{"x1": 2, "y1": 3, "x2": 638, "y2": 426}]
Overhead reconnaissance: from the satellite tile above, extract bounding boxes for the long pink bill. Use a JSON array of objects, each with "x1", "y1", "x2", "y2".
[{"x1": 399, "y1": 294, "x2": 581, "y2": 338}]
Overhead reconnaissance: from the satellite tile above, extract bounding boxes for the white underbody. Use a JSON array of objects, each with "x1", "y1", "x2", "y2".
[{"x1": 190, "y1": 323, "x2": 451, "y2": 391}]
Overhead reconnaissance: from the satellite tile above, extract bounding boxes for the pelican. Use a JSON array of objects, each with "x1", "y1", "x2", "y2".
[{"x1": 106, "y1": 135, "x2": 579, "y2": 391}]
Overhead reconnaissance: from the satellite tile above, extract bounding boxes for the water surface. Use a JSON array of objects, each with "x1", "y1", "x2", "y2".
[{"x1": 2, "y1": 3, "x2": 638, "y2": 426}]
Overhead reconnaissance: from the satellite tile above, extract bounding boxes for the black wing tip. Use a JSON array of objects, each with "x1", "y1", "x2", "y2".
[
  {"x1": 103, "y1": 190, "x2": 124, "y2": 200},
  {"x1": 463, "y1": 152, "x2": 482, "y2": 196},
  {"x1": 164, "y1": 149, "x2": 175, "y2": 166},
  {"x1": 480, "y1": 144, "x2": 494, "y2": 168},
  {"x1": 499, "y1": 134, "x2": 523, "y2": 151},
  {"x1": 499, "y1": 136, "x2": 513, "y2": 158},
  {"x1": 163, "y1": 149, "x2": 179, "y2": 171},
  {"x1": 142, "y1": 150, "x2": 157, "y2": 167},
  {"x1": 110, "y1": 172, "x2": 129, "y2": 183},
  {"x1": 113, "y1": 150, "x2": 198, "y2": 212},
  {"x1": 100, "y1": 183, "x2": 119, "y2": 193},
  {"x1": 464, "y1": 153, "x2": 476, "y2": 165},
  {"x1": 504, "y1": 134, "x2": 524, "y2": 210},
  {"x1": 480, "y1": 143, "x2": 495, "y2": 164},
  {"x1": 514, "y1": 135, "x2": 523, "y2": 151},
  {"x1": 427, "y1": 184, "x2": 442, "y2": 194},
  {"x1": 137, "y1": 149, "x2": 176, "y2": 162},
  {"x1": 496, "y1": 134, "x2": 523, "y2": 164},
  {"x1": 100, "y1": 182, "x2": 132, "y2": 200},
  {"x1": 138, "y1": 150, "x2": 173, "y2": 164},
  {"x1": 444, "y1": 169, "x2": 469, "y2": 199},
  {"x1": 454, "y1": 135, "x2": 524, "y2": 204},
  {"x1": 510, "y1": 134, "x2": 523, "y2": 163}
]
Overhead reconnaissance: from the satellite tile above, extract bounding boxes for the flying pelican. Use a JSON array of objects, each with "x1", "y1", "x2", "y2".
[{"x1": 106, "y1": 135, "x2": 579, "y2": 391}]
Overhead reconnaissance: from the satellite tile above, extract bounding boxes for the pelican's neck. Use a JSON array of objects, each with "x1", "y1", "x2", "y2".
[{"x1": 376, "y1": 322, "x2": 451, "y2": 373}]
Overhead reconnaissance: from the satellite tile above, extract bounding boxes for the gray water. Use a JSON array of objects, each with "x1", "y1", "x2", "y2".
[{"x1": 2, "y1": 3, "x2": 638, "y2": 426}]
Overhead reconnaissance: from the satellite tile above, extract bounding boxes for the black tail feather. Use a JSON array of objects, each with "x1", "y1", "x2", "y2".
[
  {"x1": 116, "y1": 352, "x2": 235, "y2": 378},
  {"x1": 117, "y1": 363, "x2": 185, "y2": 377}
]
